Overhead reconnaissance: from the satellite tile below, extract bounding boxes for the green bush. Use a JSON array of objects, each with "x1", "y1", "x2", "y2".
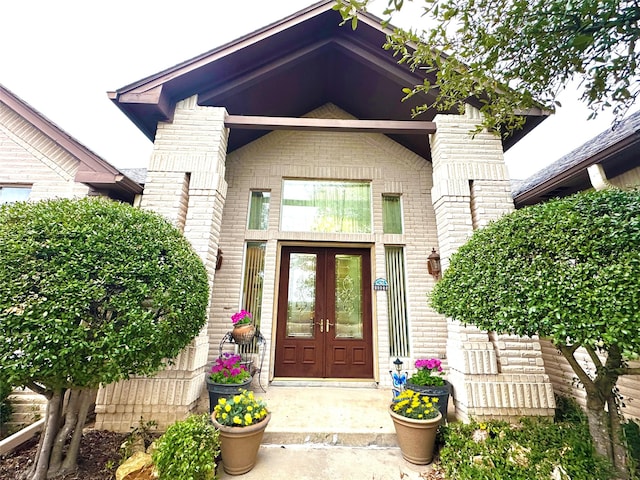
[
  {"x1": 623, "y1": 419, "x2": 640, "y2": 480},
  {"x1": 153, "y1": 414, "x2": 220, "y2": 480},
  {"x1": 554, "y1": 394, "x2": 587, "y2": 424},
  {"x1": 440, "y1": 417, "x2": 614, "y2": 480},
  {"x1": 0, "y1": 376, "x2": 13, "y2": 432}
]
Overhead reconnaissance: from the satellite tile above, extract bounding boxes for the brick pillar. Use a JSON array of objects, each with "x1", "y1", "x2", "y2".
[
  {"x1": 95, "y1": 97, "x2": 228, "y2": 431},
  {"x1": 430, "y1": 106, "x2": 555, "y2": 421}
]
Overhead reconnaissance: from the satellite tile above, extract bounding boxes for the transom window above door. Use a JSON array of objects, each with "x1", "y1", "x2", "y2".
[{"x1": 280, "y1": 180, "x2": 372, "y2": 233}]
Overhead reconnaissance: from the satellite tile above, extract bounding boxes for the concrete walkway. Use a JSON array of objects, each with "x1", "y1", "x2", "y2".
[{"x1": 218, "y1": 386, "x2": 438, "y2": 479}]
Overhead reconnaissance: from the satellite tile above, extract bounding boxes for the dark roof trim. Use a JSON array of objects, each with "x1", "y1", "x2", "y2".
[
  {"x1": 513, "y1": 110, "x2": 640, "y2": 206},
  {"x1": 0, "y1": 84, "x2": 142, "y2": 199},
  {"x1": 108, "y1": 0, "x2": 548, "y2": 154},
  {"x1": 109, "y1": 1, "x2": 340, "y2": 106},
  {"x1": 224, "y1": 114, "x2": 437, "y2": 134},
  {"x1": 513, "y1": 132, "x2": 640, "y2": 206},
  {"x1": 197, "y1": 38, "x2": 333, "y2": 105}
]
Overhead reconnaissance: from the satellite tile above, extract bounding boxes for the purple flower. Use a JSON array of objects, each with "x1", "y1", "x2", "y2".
[
  {"x1": 231, "y1": 310, "x2": 252, "y2": 325},
  {"x1": 209, "y1": 352, "x2": 250, "y2": 384}
]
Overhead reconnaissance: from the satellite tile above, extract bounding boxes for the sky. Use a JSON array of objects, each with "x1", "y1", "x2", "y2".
[{"x1": 1, "y1": 0, "x2": 633, "y2": 181}]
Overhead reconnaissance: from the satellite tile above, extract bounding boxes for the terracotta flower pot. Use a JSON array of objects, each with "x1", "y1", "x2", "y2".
[
  {"x1": 231, "y1": 323, "x2": 256, "y2": 344},
  {"x1": 389, "y1": 408, "x2": 441, "y2": 464},
  {"x1": 211, "y1": 412, "x2": 271, "y2": 475}
]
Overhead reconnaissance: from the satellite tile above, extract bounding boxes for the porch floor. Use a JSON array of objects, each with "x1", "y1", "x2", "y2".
[
  {"x1": 260, "y1": 385, "x2": 396, "y2": 447},
  {"x1": 216, "y1": 385, "x2": 443, "y2": 479}
]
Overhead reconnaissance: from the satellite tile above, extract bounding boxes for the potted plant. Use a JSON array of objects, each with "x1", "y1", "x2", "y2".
[
  {"x1": 211, "y1": 389, "x2": 271, "y2": 475},
  {"x1": 389, "y1": 389, "x2": 441, "y2": 464},
  {"x1": 206, "y1": 352, "x2": 252, "y2": 413},
  {"x1": 405, "y1": 357, "x2": 451, "y2": 423},
  {"x1": 230, "y1": 309, "x2": 256, "y2": 344}
]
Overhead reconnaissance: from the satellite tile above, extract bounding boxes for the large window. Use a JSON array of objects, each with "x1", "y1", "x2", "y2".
[
  {"x1": 281, "y1": 180, "x2": 371, "y2": 233},
  {"x1": 0, "y1": 186, "x2": 30, "y2": 204}
]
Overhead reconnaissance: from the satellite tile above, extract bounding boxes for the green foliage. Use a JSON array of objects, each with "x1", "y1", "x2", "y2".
[
  {"x1": 431, "y1": 189, "x2": 640, "y2": 355},
  {"x1": 623, "y1": 419, "x2": 640, "y2": 479},
  {"x1": 0, "y1": 375, "x2": 13, "y2": 430},
  {"x1": 440, "y1": 418, "x2": 614, "y2": 479},
  {"x1": 152, "y1": 414, "x2": 220, "y2": 480},
  {"x1": 0, "y1": 197, "x2": 209, "y2": 391},
  {"x1": 554, "y1": 394, "x2": 587, "y2": 424},
  {"x1": 334, "y1": 0, "x2": 640, "y2": 134}
]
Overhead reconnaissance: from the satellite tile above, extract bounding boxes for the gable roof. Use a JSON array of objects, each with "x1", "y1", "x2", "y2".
[
  {"x1": 0, "y1": 84, "x2": 142, "y2": 203},
  {"x1": 513, "y1": 110, "x2": 640, "y2": 207},
  {"x1": 108, "y1": 0, "x2": 548, "y2": 162}
]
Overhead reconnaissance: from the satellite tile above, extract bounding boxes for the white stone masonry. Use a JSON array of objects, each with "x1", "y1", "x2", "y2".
[
  {"x1": 94, "y1": 98, "x2": 229, "y2": 431},
  {"x1": 430, "y1": 106, "x2": 555, "y2": 420}
]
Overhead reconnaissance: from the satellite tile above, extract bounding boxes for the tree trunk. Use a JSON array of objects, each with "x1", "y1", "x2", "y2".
[
  {"x1": 585, "y1": 394, "x2": 614, "y2": 460},
  {"x1": 559, "y1": 343, "x2": 629, "y2": 479},
  {"x1": 48, "y1": 390, "x2": 80, "y2": 474},
  {"x1": 608, "y1": 396, "x2": 629, "y2": 479},
  {"x1": 24, "y1": 389, "x2": 64, "y2": 480},
  {"x1": 22, "y1": 387, "x2": 96, "y2": 480},
  {"x1": 59, "y1": 388, "x2": 96, "y2": 475},
  {"x1": 585, "y1": 389, "x2": 628, "y2": 479}
]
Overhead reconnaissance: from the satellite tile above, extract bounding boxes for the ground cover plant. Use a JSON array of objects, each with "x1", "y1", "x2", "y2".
[
  {"x1": 439, "y1": 397, "x2": 614, "y2": 479},
  {"x1": 0, "y1": 376, "x2": 13, "y2": 438},
  {"x1": 0, "y1": 197, "x2": 209, "y2": 480}
]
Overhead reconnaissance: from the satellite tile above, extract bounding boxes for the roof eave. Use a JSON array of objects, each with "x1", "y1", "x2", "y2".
[
  {"x1": 1, "y1": 84, "x2": 142, "y2": 199},
  {"x1": 513, "y1": 131, "x2": 640, "y2": 207}
]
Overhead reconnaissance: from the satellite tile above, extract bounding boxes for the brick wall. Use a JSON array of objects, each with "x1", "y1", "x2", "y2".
[
  {"x1": 431, "y1": 106, "x2": 555, "y2": 420},
  {"x1": 94, "y1": 98, "x2": 229, "y2": 431},
  {"x1": 0, "y1": 103, "x2": 89, "y2": 199},
  {"x1": 211, "y1": 103, "x2": 444, "y2": 388}
]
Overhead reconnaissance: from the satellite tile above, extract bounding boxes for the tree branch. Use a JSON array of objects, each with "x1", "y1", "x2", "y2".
[
  {"x1": 613, "y1": 367, "x2": 640, "y2": 375},
  {"x1": 584, "y1": 344, "x2": 604, "y2": 370},
  {"x1": 558, "y1": 343, "x2": 596, "y2": 394},
  {"x1": 27, "y1": 381, "x2": 50, "y2": 399}
]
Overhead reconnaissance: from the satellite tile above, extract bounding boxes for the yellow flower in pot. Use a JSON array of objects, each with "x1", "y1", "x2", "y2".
[
  {"x1": 389, "y1": 389, "x2": 441, "y2": 464},
  {"x1": 211, "y1": 389, "x2": 270, "y2": 475}
]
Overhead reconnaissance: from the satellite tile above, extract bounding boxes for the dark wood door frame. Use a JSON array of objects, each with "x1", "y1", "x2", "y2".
[{"x1": 274, "y1": 245, "x2": 373, "y2": 379}]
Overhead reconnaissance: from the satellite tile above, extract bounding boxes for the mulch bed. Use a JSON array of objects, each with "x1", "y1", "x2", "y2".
[{"x1": 0, "y1": 430, "x2": 127, "y2": 480}]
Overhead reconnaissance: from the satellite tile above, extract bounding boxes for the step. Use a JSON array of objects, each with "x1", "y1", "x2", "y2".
[{"x1": 254, "y1": 386, "x2": 398, "y2": 448}]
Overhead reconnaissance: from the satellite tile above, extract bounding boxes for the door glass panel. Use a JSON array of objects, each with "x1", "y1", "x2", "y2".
[
  {"x1": 334, "y1": 254, "x2": 363, "y2": 339},
  {"x1": 286, "y1": 253, "x2": 317, "y2": 338}
]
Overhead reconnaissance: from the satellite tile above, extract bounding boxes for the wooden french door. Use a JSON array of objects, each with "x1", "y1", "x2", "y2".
[{"x1": 274, "y1": 246, "x2": 373, "y2": 378}]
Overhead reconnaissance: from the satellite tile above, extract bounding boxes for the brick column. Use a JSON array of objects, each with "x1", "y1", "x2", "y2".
[
  {"x1": 95, "y1": 97, "x2": 229, "y2": 431},
  {"x1": 430, "y1": 106, "x2": 555, "y2": 421}
]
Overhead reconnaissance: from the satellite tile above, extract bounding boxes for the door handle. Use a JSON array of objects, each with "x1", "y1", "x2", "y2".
[
  {"x1": 325, "y1": 319, "x2": 334, "y2": 332},
  {"x1": 316, "y1": 319, "x2": 324, "y2": 333}
]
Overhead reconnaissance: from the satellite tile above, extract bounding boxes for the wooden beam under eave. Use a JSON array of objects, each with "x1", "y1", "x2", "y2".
[{"x1": 224, "y1": 115, "x2": 436, "y2": 134}]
